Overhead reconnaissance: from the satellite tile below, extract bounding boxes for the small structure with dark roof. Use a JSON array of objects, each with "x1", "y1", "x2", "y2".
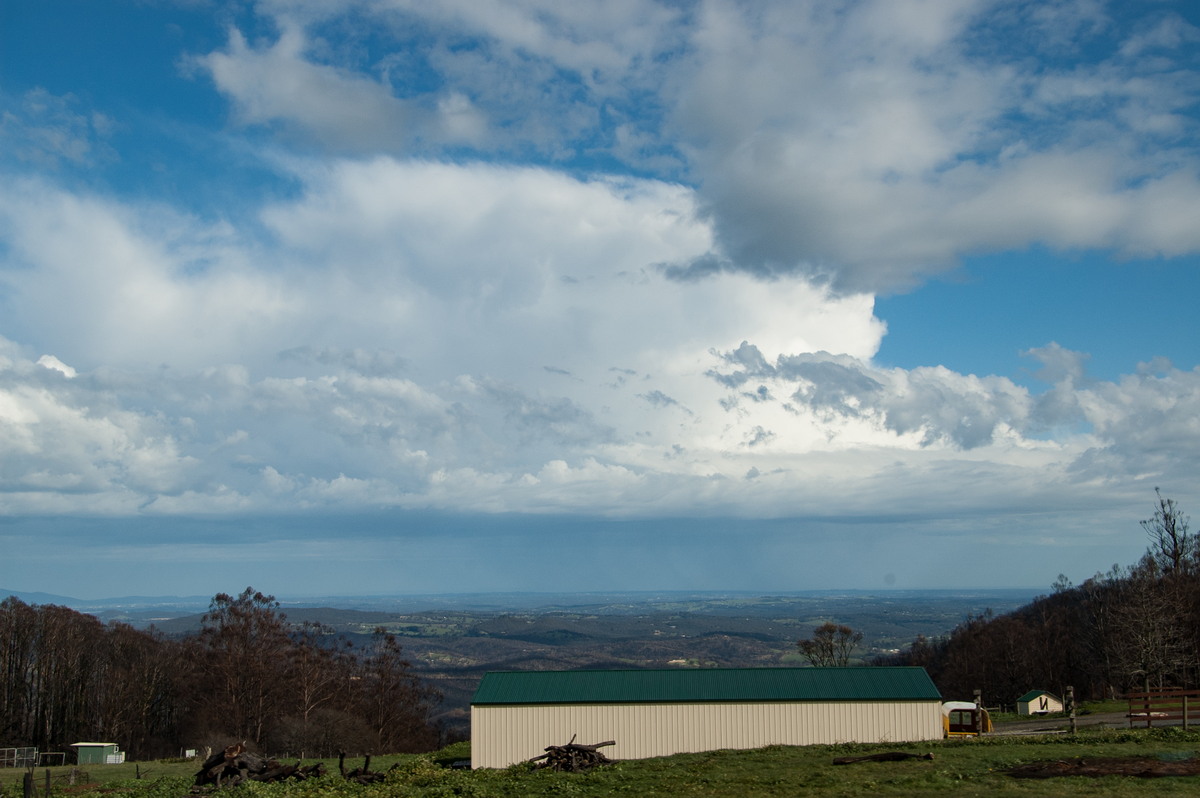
[{"x1": 1016, "y1": 690, "x2": 1063, "y2": 715}]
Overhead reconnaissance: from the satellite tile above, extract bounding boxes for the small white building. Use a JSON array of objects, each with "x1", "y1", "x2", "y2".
[
  {"x1": 1016, "y1": 690, "x2": 1063, "y2": 715},
  {"x1": 470, "y1": 667, "x2": 944, "y2": 769}
]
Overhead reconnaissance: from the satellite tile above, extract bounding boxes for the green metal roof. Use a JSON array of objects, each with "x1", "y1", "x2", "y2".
[
  {"x1": 1016, "y1": 690, "x2": 1059, "y2": 703},
  {"x1": 472, "y1": 667, "x2": 941, "y2": 705}
]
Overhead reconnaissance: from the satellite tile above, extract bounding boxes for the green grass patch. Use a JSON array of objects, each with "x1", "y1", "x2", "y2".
[
  {"x1": 1081, "y1": 699, "x2": 1135, "y2": 715},
  {"x1": 8, "y1": 731, "x2": 1200, "y2": 797}
]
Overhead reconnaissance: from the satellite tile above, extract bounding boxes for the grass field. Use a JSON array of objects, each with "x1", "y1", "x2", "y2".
[{"x1": 5, "y1": 727, "x2": 1200, "y2": 797}]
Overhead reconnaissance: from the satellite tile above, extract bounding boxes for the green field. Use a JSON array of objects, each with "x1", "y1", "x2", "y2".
[{"x1": 6, "y1": 728, "x2": 1200, "y2": 797}]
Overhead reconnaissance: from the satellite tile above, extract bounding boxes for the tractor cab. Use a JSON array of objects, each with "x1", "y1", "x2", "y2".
[{"x1": 942, "y1": 700, "x2": 992, "y2": 737}]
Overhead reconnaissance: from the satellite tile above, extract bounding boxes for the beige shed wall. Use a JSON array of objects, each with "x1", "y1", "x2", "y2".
[
  {"x1": 1017, "y1": 695, "x2": 1063, "y2": 715},
  {"x1": 471, "y1": 700, "x2": 943, "y2": 768}
]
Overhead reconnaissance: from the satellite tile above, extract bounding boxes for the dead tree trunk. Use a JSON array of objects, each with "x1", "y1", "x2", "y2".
[{"x1": 194, "y1": 742, "x2": 325, "y2": 786}]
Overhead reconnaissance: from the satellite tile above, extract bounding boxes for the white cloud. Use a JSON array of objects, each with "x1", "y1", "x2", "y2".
[
  {"x1": 1118, "y1": 11, "x2": 1200, "y2": 59},
  {"x1": 250, "y1": 157, "x2": 886, "y2": 392},
  {"x1": 389, "y1": 0, "x2": 681, "y2": 77},
  {"x1": 0, "y1": 346, "x2": 199, "y2": 511},
  {"x1": 196, "y1": 0, "x2": 684, "y2": 158},
  {"x1": 0, "y1": 307, "x2": 1194, "y2": 550},
  {"x1": 199, "y1": 24, "x2": 415, "y2": 151},
  {"x1": 2, "y1": 128, "x2": 1196, "y2": 528},
  {"x1": 36, "y1": 354, "x2": 76, "y2": 378},
  {"x1": 181, "y1": 1, "x2": 1200, "y2": 294},
  {"x1": 0, "y1": 88, "x2": 115, "y2": 169},
  {"x1": 0, "y1": 177, "x2": 298, "y2": 370},
  {"x1": 667, "y1": 1, "x2": 1200, "y2": 291}
]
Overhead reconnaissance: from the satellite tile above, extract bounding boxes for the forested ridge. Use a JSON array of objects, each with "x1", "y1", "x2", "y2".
[
  {"x1": 894, "y1": 490, "x2": 1197, "y2": 706},
  {"x1": 0, "y1": 588, "x2": 442, "y2": 759}
]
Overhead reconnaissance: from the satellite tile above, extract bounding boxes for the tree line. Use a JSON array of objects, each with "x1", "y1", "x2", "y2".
[
  {"x1": 0, "y1": 587, "x2": 442, "y2": 760},
  {"x1": 889, "y1": 489, "x2": 1199, "y2": 706}
]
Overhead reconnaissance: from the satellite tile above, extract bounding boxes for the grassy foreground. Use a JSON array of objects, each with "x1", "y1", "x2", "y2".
[{"x1": 5, "y1": 729, "x2": 1200, "y2": 797}]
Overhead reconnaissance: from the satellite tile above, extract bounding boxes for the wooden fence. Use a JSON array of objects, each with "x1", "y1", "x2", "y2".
[
  {"x1": 16, "y1": 768, "x2": 89, "y2": 798},
  {"x1": 1125, "y1": 688, "x2": 1200, "y2": 729}
]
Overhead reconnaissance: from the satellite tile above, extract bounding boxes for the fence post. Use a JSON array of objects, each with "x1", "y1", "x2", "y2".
[
  {"x1": 22, "y1": 769, "x2": 33, "y2": 798},
  {"x1": 1184, "y1": 695, "x2": 1189, "y2": 731},
  {"x1": 45, "y1": 768, "x2": 52, "y2": 798}
]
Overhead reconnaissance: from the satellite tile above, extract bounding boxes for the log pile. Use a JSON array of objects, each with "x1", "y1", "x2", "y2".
[
  {"x1": 191, "y1": 742, "x2": 412, "y2": 790},
  {"x1": 193, "y1": 742, "x2": 326, "y2": 787},
  {"x1": 529, "y1": 736, "x2": 616, "y2": 772}
]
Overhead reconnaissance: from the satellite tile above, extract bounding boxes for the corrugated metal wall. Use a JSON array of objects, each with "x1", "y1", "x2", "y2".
[{"x1": 471, "y1": 700, "x2": 943, "y2": 768}]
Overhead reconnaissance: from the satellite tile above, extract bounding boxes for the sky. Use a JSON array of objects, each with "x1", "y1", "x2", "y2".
[{"x1": 1, "y1": 0, "x2": 1198, "y2": 601}]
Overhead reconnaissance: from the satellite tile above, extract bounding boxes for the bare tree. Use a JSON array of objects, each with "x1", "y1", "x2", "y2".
[
  {"x1": 195, "y1": 587, "x2": 293, "y2": 746},
  {"x1": 1077, "y1": 566, "x2": 1126, "y2": 698},
  {"x1": 93, "y1": 623, "x2": 182, "y2": 759},
  {"x1": 0, "y1": 597, "x2": 39, "y2": 746},
  {"x1": 352, "y1": 628, "x2": 442, "y2": 753},
  {"x1": 0, "y1": 598, "x2": 186, "y2": 759},
  {"x1": 1141, "y1": 488, "x2": 1194, "y2": 575},
  {"x1": 1, "y1": 590, "x2": 447, "y2": 758},
  {"x1": 289, "y1": 622, "x2": 344, "y2": 726},
  {"x1": 1109, "y1": 562, "x2": 1190, "y2": 691},
  {"x1": 798, "y1": 622, "x2": 863, "y2": 667},
  {"x1": 272, "y1": 621, "x2": 359, "y2": 756}
]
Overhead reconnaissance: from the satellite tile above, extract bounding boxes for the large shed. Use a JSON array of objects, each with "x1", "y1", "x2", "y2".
[{"x1": 470, "y1": 667, "x2": 943, "y2": 769}]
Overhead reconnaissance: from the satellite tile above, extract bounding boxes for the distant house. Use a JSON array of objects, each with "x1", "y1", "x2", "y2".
[
  {"x1": 70, "y1": 743, "x2": 124, "y2": 765},
  {"x1": 1016, "y1": 690, "x2": 1063, "y2": 715},
  {"x1": 470, "y1": 666, "x2": 943, "y2": 769}
]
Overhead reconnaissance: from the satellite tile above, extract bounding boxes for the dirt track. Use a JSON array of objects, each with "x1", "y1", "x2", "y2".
[{"x1": 1010, "y1": 755, "x2": 1200, "y2": 778}]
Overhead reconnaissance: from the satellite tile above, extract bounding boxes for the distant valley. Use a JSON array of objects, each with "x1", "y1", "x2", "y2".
[{"x1": 2, "y1": 587, "x2": 1038, "y2": 735}]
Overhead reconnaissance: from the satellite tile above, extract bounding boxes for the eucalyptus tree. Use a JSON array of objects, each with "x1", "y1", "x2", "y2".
[{"x1": 194, "y1": 588, "x2": 294, "y2": 746}]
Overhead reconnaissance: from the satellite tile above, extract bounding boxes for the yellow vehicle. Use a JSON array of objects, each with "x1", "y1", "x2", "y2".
[{"x1": 942, "y1": 700, "x2": 992, "y2": 736}]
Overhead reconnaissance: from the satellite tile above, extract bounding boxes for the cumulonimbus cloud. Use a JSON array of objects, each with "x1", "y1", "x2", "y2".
[{"x1": 0, "y1": 0, "x2": 1197, "y2": 557}]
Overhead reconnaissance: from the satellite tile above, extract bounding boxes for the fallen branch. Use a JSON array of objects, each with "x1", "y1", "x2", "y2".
[
  {"x1": 833, "y1": 752, "x2": 934, "y2": 765},
  {"x1": 338, "y1": 751, "x2": 397, "y2": 784}
]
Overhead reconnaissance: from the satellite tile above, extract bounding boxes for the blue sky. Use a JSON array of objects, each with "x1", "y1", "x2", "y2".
[{"x1": 1, "y1": 0, "x2": 1198, "y2": 600}]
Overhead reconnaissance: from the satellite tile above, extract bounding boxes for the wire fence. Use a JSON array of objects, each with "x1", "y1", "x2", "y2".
[
  {"x1": 8, "y1": 767, "x2": 91, "y2": 798},
  {"x1": 0, "y1": 748, "x2": 37, "y2": 769}
]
